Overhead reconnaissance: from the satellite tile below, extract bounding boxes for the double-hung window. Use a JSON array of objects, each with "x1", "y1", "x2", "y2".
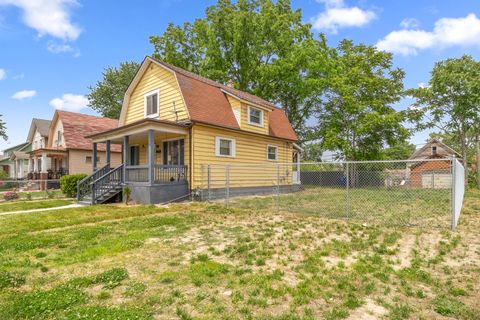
[
  {"x1": 267, "y1": 145, "x2": 278, "y2": 161},
  {"x1": 144, "y1": 90, "x2": 159, "y2": 118},
  {"x1": 248, "y1": 106, "x2": 263, "y2": 126},
  {"x1": 215, "y1": 137, "x2": 236, "y2": 158}
]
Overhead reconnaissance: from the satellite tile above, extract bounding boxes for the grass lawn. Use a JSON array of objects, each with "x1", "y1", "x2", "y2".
[
  {"x1": 0, "y1": 191, "x2": 478, "y2": 319},
  {"x1": 0, "y1": 199, "x2": 73, "y2": 213},
  {"x1": 232, "y1": 186, "x2": 452, "y2": 228}
]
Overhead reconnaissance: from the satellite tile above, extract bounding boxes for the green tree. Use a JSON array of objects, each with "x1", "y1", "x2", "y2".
[
  {"x1": 87, "y1": 61, "x2": 139, "y2": 119},
  {"x1": 150, "y1": 0, "x2": 331, "y2": 137},
  {"x1": 382, "y1": 141, "x2": 416, "y2": 160},
  {"x1": 313, "y1": 40, "x2": 410, "y2": 161},
  {"x1": 409, "y1": 55, "x2": 480, "y2": 183},
  {"x1": 0, "y1": 114, "x2": 7, "y2": 141}
]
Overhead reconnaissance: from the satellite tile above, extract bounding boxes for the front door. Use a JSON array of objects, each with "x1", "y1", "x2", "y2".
[{"x1": 163, "y1": 139, "x2": 184, "y2": 165}]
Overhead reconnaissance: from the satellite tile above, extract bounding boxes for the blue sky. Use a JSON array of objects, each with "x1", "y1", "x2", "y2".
[{"x1": 1, "y1": 0, "x2": 479, "y2": 151}]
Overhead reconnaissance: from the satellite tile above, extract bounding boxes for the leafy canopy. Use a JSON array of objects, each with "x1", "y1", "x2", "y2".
[
  {"x1": 312, "y1": 40, "x2": 409, "y2": 161},
  {"x1": 87, "y1": 61, "x2": 139, "y2": 119},
  {"x1": 0, "y1": 114, "x2": 7, "y2": 141},
  {"x1": 150, "y1": 0, "x2": 331, "y2": 137},
  {"x1": 409, "y1": 55, "x2": 480, "y2": 178}
]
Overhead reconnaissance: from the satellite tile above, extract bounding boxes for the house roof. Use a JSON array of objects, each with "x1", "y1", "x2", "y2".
[
  {"x1": 54, "y1": 111, "x2": 122, "y2": 152},
  {"x1": 2, "y1": 142, "x2": 30, "y2": 153},
  {"x1": 27, "y1": 118, "x2": 51, "y2": 142},
  {"x1": 121, "y1": 57, "x2": 297, "y2": 141},
  {"x1": 409, "y1": 138, "x2": 460, "y2": 160}
]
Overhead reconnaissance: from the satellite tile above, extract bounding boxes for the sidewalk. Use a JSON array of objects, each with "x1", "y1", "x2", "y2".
[{"x1": 0, "y1": 203, "x2": 84, "y2": 216}]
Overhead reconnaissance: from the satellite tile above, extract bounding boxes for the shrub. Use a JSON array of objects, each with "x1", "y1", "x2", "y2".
[
  {"x1": 60, "y1": 174, "x2": 88, "y2": 198},
  {"x1": 25, "y1": 192, "x2": 32, "y2": 201},
  {"x1": 123, "y1": 186, "x2": 132, "y2": 205},
  {"x1": 3, "y1": 191, "x2": 19, "y2": 201}
]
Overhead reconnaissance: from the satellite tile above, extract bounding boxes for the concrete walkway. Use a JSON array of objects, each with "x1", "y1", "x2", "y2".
[{"x1": 0, "y1": 203, "x2": 84, "y2": 216}]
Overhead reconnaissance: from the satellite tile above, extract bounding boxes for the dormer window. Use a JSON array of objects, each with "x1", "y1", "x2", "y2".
[
  {"x1": 248, "y1": 106, "x2": 263, "y2": 127},
  {"x1": 144, "y1": 90, "x2": 159, "y2": 118}
]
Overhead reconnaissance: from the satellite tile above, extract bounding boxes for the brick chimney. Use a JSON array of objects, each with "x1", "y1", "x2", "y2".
[{"x1": 226, "y1": 79, "x2": 234, "y2": 88}]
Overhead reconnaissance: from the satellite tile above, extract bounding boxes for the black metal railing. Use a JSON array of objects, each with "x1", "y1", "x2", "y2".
[{"x1": 155, "y1": 165, "x2": 187, "y2": 183}]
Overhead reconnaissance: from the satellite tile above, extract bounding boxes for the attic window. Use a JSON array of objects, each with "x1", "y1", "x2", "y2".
[
  {"x1": 432, "y1": 146, "x2": 437, "y2": 155},
  {"x1": 248, "y1": 106, "x2": 263, "y2": 127},
  {"x1": 144, "y1": 90, "x2": 159, "y2": 118}
]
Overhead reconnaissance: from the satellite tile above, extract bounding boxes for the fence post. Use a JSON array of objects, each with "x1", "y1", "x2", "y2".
[
  {"x1": 345, "y1": 161, "x2": 349, "y2": 218},
  {"x1": 225, "y1": 165, "x2": 230, "y2": 207},
  {"x1": 451, "y1": 159, "x2": 456, "y2": 231},
  {"x1": 207, "y1": 165, "x2": 211, "y2": 202},
  {"x1": 276, "y1": 164, "x2": 280, "y2": 212}
]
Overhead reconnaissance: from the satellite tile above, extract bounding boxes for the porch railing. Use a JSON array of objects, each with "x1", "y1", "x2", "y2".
[
  {"x1": 125, "y1": 165, "x2": 149, "y2": 182},
  {"x1": 155, "y1": 165, "x2": 188, "y2": 183},
  {"x1": 77, "y1": 164, "x2": 110, "y2": 201},
  {"x1": 91, "y1": 164, "x2": 124, "y2": 203}
]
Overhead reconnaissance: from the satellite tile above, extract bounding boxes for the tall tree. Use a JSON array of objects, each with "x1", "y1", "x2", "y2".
[
  {"x1": 0, "y1": 114, "x2": 7, "y2": 141},
  {"x1": 409, "y1": 55, "x2": 480, "y2": 183},
  {"x1": 313, "y1": 40, "x2": 409, "y2": 161},
  {"x1": 382, "y1": 141, "x2": 416, "y2": 160},
  {"x1": 150, "y1": 0, "x2": 331, "y2": 138},
  {"x1": 87, "y1": 61, "x2": 139, "y2": 119}
]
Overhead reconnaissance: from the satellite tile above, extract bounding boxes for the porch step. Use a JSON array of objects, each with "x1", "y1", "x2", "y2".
[{"x1": 95, "y1": 186, "x2": 123, "y2": 204}]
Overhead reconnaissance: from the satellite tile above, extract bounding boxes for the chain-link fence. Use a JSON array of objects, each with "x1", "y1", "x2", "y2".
[{"x1": 200, "y1": 159, "x2": 465, "y2": 230}]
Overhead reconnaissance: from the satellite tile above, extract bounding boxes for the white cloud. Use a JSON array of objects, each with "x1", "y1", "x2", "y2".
[
  {"x1": 12, "y1": 89, "x2": 37, "y2": 100},
  {"x1": 377, "y1": 14, "x2": 480, "y2": 55},
  {"x1": 311, "y1": 0, "x2": 376, "y2": 34},
  {"x1": 400, "y1": 18, "x2": 420, "y2": 29},
  {"x1": 50, "y1": 93, "x2": 88, "y2": 111},
  {"x1": 0, "y1": 0, "x2": 81, "y2": 41},
  {"x1": 0, "y1": 68, "x2": 5, "y2": 80}
]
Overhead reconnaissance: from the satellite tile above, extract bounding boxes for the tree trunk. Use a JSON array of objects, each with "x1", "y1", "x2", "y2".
[{"x1": 461, "y1": 131, "x2": 468, "y2": 185}]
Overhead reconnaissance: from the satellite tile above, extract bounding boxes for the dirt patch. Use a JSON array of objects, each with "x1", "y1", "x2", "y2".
[{"x1": 347, "y1": 298, "x2": 387, "y2": 320}]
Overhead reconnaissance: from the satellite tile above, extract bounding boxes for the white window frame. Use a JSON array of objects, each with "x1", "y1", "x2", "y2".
[
  {"x1": 144, "y1": 89, "x2": 160, "y2": 119},
  {"x1": 267, "y1": 144, "x2": 278, "y2": 161},
  {"x1": 215, "y1": 137, "x2": 236, "y2": 158},
  {"x1": 247, "y1": 105, "x2": 264, "y2": 127}
]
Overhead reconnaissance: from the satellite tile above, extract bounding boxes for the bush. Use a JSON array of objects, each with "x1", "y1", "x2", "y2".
[
  {"x1": 3, "y1": 191, "x2": 19, "y2": 201},
  {"x1": 60, "y1": 174, "x2": 88, "y2": 198},
  {"x1": 25, "y1": 192, "x2": 32, "y2": 201}
]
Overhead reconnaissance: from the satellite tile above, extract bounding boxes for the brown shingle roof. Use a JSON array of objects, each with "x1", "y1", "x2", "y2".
[
  {"x1": 56, "y1": 111, "x2": 122, "y2": 152},
  {"x1": 152, "y1": 58, "x2": 297, "y2": 141}
]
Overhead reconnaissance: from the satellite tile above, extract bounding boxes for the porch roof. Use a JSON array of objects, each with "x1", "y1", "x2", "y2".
[
  {"x1": 86, "y1": 118, "x2": 191, "y2": 143},
  {"x1": 28, "y1": 148, "x2": 68, "y2": 156}
]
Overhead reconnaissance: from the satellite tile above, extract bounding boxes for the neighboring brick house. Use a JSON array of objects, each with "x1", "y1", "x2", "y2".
[{"x1": 408, "y1": 138, "x2": 460, "y2": 188}]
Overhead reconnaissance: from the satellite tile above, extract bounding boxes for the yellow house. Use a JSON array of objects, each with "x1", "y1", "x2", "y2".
[{"x1": 84, "y1": 57, "x2": 300, "y2": 204}]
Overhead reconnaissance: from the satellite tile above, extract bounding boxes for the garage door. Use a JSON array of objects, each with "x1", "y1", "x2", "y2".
[{"x1": 422, "y1": 173, "x2": 452, "y2": 189}]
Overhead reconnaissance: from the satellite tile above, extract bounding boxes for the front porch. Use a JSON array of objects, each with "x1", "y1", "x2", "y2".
[
  {"x1": 26, "y1": 149, "x2": 68, "y2": 190},
  {"x1": 86, "y1": 119, "x2": 191, "y2": 204}
]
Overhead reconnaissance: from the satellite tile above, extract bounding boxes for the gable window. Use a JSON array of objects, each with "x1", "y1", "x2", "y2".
[
  {"x1": 144, "y1": 90, "x2": 159, "y2": 118},
  {"x1": 248, "y1": 106, "x2": 263, "y2": 126},
  {"x1": 215, "y1": 137, "x2": 236, "y2": 157},
  {"x1": 267, "y1": 145, "x2": 278, "y2": 161},
  {"x1": 432, "y1": 146, "x2": 437, "y2": 155},
  {"x1": 56, "y1": 131, "x2": 63, "y2": 147}
]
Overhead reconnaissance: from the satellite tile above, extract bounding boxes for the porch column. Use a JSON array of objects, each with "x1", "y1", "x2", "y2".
[
  {"x1": 123, "y1": 136, "x2": 129, "y2": 183},
  {"x1": 41, "y1": 153, "x2": 47, "y2": 173},
  {"x1": 147, "y1": 129, "x2": 155, "y2": 185},
  {"x1": 33, "y1": 157, "x2": 38, "y2": 172},
  {"x1": 92, "y1": 142, "x2": 97, "y2": 172},
  {"x1": 105, "y1": 140, "x2": 111, "y2": 168}
]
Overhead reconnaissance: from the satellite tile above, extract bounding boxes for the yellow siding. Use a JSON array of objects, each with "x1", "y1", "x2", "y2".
[
  {"x1": 240, "y1": 103, "x2": 269, "y2": 135},
  {"x1": 68, "y1": 150, "x2": 122, "y2": 175},
  {"x1": 227, "y1": 96, "x2": 242, "y2": 126},
  {"x1": 191, "y1": 124, "x2": 293, "y2": 188},
  {"x1": 124, "y1": 63, "x2": 189, "y2": 124}
]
